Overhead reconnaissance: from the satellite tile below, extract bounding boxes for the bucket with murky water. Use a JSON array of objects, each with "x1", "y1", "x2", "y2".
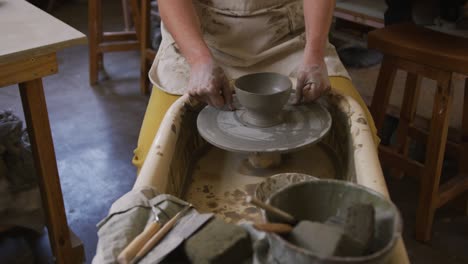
[{"x1": 263, "y1": 179, "x2": 402, "y2": 264}]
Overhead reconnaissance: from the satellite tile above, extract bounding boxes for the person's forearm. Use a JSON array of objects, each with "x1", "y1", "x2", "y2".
[
  {"x1": 303, "y1": 0, "x2": 335, "y2": 64},
  {"x1": 159, "y1": 0, "x2": 212, "y2": 65}
]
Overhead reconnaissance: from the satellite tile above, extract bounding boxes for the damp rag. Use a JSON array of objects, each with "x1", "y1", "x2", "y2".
[
  {"x1": 0, "y1": 110, "x2": 44, "y2": 233},
  {"x1": 93, "y1": 187, "x2": 213, "y2": 264}
]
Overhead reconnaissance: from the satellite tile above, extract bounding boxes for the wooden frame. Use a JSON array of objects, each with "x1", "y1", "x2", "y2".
[
  {"x1": 334, "y1": 0, "x2": 386, "y2": 29},
  {"x1": 0, "y1": 53, "x2": 84, "y2": 263},
  {"x1": 370, "y1": 41, "x2": 468, "y2": 242},
  {"x1": 139, "y1": 0, "x2": 156, "y2": 95},
  {"x1": 88, "y1": 0, "x2": 139, "y2": 86},
  {"x1": 334, "y1": 7, "x2": 385, "y2": 29},
  {"x1": 1, "y1": 1, "x2": 88, "y2": 261},
  {"x1": 88, "y1": 0, "x2": 155, "y2": 95}
]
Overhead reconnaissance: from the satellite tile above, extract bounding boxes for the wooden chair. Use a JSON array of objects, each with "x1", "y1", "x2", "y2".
[
  {"x1": 368, "y1": 23, "x2": 468, "y2": 242},
  {"x1": 121, "y1": 0, "x2": 133, "y2": 31},
  {"x1": 139, "y1": 0, "x2": 157, "y2": 95},
  {"x1": 88, "y1": 0, "x2": 149, "y2": 94}
]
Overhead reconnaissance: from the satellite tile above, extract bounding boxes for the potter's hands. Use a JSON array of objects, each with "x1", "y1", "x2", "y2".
[
  {"x1": 188, "y1": 60, "x2": 233, "y2": 110},
  {"x1": 294, "y1": 62, "x2": 331, "y2": 104}
]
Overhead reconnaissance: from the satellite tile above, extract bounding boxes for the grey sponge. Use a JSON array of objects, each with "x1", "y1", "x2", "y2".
[{"x1": 184, "y1": 218, "x2": 252, "y2": 264}]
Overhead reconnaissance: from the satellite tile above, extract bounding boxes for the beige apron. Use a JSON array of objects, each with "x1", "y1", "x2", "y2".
[{"x1": 149, "y1": 0, "x2": 350, "y2": 95}]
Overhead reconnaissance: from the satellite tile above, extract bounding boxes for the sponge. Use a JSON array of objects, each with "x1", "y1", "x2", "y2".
[{"x1": 184, "y1": 218, "x2": 252, "y2": 264}]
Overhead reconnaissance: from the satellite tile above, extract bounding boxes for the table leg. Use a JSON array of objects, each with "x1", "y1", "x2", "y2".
[
  {"x1": 19, "y1": 78, "x2": 83, "y2": 263},
  {"x1": 89, "y1": 0, "x2": 102, "y2": 84},
  {"x1": 415, "y1": 73, "x2": 453, "y2": 242}
]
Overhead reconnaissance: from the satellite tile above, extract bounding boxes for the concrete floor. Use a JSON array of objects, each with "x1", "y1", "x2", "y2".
[
  {"x1": 0, "y1": 1, "x2": 467, "y2": 263},
  {"x1": 1, "y1": 1, "x2": 146, "y2": 262}
]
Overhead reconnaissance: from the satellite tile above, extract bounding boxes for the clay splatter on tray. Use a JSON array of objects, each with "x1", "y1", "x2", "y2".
[{"x1": 184, "y1": 143, "x2": 339, "y2": 223}]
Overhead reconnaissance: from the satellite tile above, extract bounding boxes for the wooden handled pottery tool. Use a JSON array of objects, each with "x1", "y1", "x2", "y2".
[
  {"x1": 246, "y1": 196, "x2": 297, "y2": 225},
  {"x1": 117, "y1": 215, "x2": 162, "y2": 264},
  {"x1": 131, "y1": 205, "x2": 192, "y2": 263}
]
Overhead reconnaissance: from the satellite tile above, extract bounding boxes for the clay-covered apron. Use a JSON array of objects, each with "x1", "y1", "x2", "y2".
[{"x1": 148, "y1": 0, "x2": 350, "y2": 95}]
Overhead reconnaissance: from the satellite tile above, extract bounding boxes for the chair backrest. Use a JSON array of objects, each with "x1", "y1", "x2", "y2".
[{"x1": 368, "y1": 23, "x2": 468, "y2": 75}]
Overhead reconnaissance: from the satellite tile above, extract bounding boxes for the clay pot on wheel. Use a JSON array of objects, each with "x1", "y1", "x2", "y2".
[{"x1": 234, "y1": 72, "x2": 292, "y2": 127}]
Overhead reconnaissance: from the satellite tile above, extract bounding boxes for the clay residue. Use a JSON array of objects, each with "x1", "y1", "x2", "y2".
[
  {"x1": 267, "y1": 14, "x2": 284, "y2": 24},
  {"x1": 200, "y1": 9, "x2": 231, "y2": 35},
  {"x1": 244, "y1": 183, "x2": 257, "y2": 196},
  {"x1": 196, "y1": 0, "x2": 213, "y2": 6},
  {"x1": 207, "y1": 201, "x2": 218, "y2": 208},
  {"x1": 199, "y1": 187, "x2": 263, "y2": 223},
  {"x1": 356, "y1": 117, "x2": 367, "y2": 125},
  {"x1": 198, "y1": 102, "x2": 331, "y2": 154},
  {"x1": 274, "y1": 26, "x2": 288, "y2": 41},
  {"x1": 224, "y1": 211, "x2": 242, "y2": 222},
  {"x1": 243, "y1": 207, "x2": 259, "y2": 215},
  {"x1": 185, "y1": 143, "x2": 342, "y2": 226},
  {"x1": 288, "y1": 2, "x2": 305, "y2": 31},
  {"x1": 232, "y1": 189, "x2": 246, "y2": 201},
  {"x1": 355, "y1": 129, "x2": 360, "y2": 137}
]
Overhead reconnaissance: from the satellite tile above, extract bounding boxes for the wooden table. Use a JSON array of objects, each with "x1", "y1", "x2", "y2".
[
  {"x1": 0, "y1": 0, "x2": 87, "y2": 262},
  {"x1": 335, "y1": 0, "x2": 386, "y2": 29}
]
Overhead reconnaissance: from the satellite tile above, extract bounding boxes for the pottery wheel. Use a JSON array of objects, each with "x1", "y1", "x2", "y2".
[{"x1": 197, "y1": 97, "x2": 332, "y2": 153}]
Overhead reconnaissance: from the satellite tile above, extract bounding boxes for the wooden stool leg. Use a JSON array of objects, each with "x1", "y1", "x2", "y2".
[
  {"x1": 97, "y1": 52, "x2": 104, "y2": 71},
  {"x1": 122, "y1": 0, "x2": 133, "y2": 31},
  {"x1": 130, "y1": 0, "x2": 141, "y2": 39},
  {"x1": 370, "y1": 56, "x2": 397, "y2": 134},
  {"x1": 88, "y1": 0, "x2": 98, "y2": 84},
  {"x1": 460, "y1": 79, "x2": 468, "y2": 215},
  {"x1": 392, "y1": 73, "x2": 421, "y2": 178},
  {"x1": 96, "y1": 0, "x2": 103, "y2": 71},
  {"x1": 89, "y1": 0, "x2": 103, "y2": 84},
  {"x1": 140, "y1": 0, "x2": 150, "y2": 95},
  {"x1": 416, "y1": 72, "x2": 453, "y2": 242},
  {"x1": 460, "y1": 79, "x2": 468, "y2": 176}
]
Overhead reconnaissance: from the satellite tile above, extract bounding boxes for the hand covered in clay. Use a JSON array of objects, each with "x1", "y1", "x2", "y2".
[
  {"x1": 188, "y1": 60, "x2": 233, "y2": 109},
  {"x1": 294, "y1": 62, "x2": 331, "y2": 104}
]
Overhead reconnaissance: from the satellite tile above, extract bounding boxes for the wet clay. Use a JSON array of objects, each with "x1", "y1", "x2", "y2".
[
  {"x1": 183, "y1": 144, "x2": 339, "y2": 223},
  {"x1": 234, "y1": 72, "x2": 291, "y2": 127},
  {"x1": 196, "y1": 94, "x2": 332, "y2": 154},
  {"x1": 254, "y1": 173, "x2": 318, "y2": 202}
]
